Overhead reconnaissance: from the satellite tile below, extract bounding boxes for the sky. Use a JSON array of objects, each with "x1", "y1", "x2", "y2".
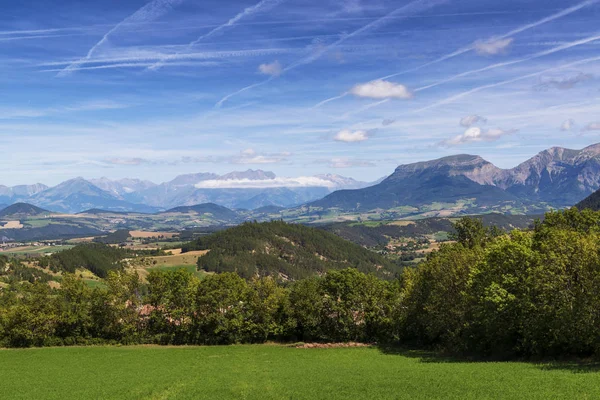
[{"x1": 2, "y1": 0, "x2": 600, "y2": 186}]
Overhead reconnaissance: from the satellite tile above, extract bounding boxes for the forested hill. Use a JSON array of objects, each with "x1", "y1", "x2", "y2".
[
  {"x1": 182, "y1": 221, "x2": 399, "y2": 280},
  {"x1": 575, "y1": 188, "x2": 600, "y2": 211}
]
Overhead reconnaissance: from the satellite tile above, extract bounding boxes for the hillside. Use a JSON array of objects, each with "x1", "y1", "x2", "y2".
[
  {"x1": 0, "y1": 203, "x2": 49, "y2": 218},
  {"x1": 319, "y1": 214, "x2": 537, "y2": 247},
  {"x1": 163, "y1": 203, "x2": 240, "y2": 221},
  {"x1": 575, "y1": 188, "x2": 600, "y2": 210},
  {"x1": 312, "y1": 155, "x2": 522, "y2": 212},
  {"x1": 182, "y1": 221, "x2": 398, "y2": 280},
  {"x1": 311, "y1": 144, "x2": 600, "y2": 213}
]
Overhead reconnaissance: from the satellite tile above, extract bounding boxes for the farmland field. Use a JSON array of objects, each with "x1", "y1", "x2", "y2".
[{"x1": 1, "y1": 345, "x2": 599, "y2": 399}]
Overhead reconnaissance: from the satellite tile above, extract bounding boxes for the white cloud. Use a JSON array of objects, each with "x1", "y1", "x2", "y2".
[
  {"x1": 460, "y1": 115, "x2": 487, "y2": 127},
  {"x1": 350, "y1": 80, "x2": 413, "y2": 99},
  {"x1": 561, "y1": 119, "x2": 576, "y2": 131},
  {"x1": 258, "y1": 60, "x2": 283, "y2": 76},
  {"x1": 195, "y1": 176, "x2": 337, "y2": 189},
  {"x1": 474, "y1": 37, "x2": 513, "y2": 55},
  {"x1": 334, "y1": 129, "x2": 370, "y2": 143},
  {"x1": 584, "y1": 122, "x2": 600, "y2": 131},
  {"x1": 441, "y1": 127, "x2": 517, "y2": 146}
]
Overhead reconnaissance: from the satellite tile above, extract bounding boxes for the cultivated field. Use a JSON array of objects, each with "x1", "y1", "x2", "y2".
[{"x1": 0, "y1": 345, "x2": 598, "y2": 399}]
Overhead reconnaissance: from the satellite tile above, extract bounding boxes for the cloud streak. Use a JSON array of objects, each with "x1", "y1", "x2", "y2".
[
  {"x1": 148, "y1": 0, "x2": 286, "y2": 71},
  {"x1": 216, "y1": 0, "x2": 450, "y2": 107},
  {"x1": 57, "y1": 0, "x2": 186, "y2": 77},
  {"x1": 311, "y1": 0, "x2": 599, "y2": 109},
  {"x1": 413, "y1": 55, "x2": 600, "y2": 114}
]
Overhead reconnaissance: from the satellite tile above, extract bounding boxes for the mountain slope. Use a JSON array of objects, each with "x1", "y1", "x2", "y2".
[
  {"x1": 497, "y1": 144, "x2": 600, "y2": 206},
  {"x1": 575, "y1": 188, "x2": 600, "y2": 210},
  {"x1": 311, "y1": 144, "x2": 600, "y2": 213},
  {"x1": 30, "y1": 178, "x2": 158, "y2": 214},
  {"x1": 0, "y1": 203, "x2": 49, "y2": 218},
  {"x1": 312, "y1": 155, "x2": 521, "y2": 212},
  {"x1": 0, "y1": 183, "x2": 48, "y2": 204},
  {"x1": 182, "y1": 221, "x2": 399, "y2": 280}
]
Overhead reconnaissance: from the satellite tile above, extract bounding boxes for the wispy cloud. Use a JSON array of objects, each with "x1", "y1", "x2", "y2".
[
  {"x1": 414, "y1": 33, "x2": 600, "y2": 93},
  {"x1": 310, "y1": 0, "x2": 599, "y2": 110},
  {"x1": 460, "y1": 115, "x2": 487, "y2": 127},
  {"x1": 583, "y1": 122, "x2": 600, "y2": 131},
  {"x1": 561, "y1": 119, "x2": 576, "y2": 131},
  {"x1": 533, "y1": 72, "x2": 593, "y2": 91},
  {"x1": 231, "y1": 148, "x2": 290, "y2": 164},
  {"x1": 216, "y1": 0, "x2": 449, "y2": 107},
  {"x1": 324, "y1": 158, "x2": 376, "y2": 168},
  {"x1": 57, "y1": 0, "x2": 186, "y2": 77},
  {"x1": 412, "y1": 55, "x2": 600, "y2": 114},
  {"x1": 148, "y1": 0, "x2": 286, "y2": 71}
]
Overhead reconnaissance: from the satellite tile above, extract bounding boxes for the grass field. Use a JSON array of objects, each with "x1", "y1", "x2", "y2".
[
  {"x1": 147, "y1": 264, "x2": 207, "y2": 279},
  {"x1": 0, "y1": 345, "x2": 599, "y2": 399}
]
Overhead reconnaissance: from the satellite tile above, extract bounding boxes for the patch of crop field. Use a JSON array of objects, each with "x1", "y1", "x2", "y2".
[
  {"x1": 1, "y1": 220, "x2": 23, "y2": 229},
  {"x1": 389, "y1": 220, "x2": 417, "y2": 227},
  {"x1": 1, "y1": 346, "x2": 600, "y2": 400},
  {"x1": 133, "y1": 250, "x2": 209, "y2": 270},
  {"x1": 129, "y1": 231, "x2": 178, "y2": 239},
  {"x1": 22, "y1": 218, "x2": 52, "y2": 228}
]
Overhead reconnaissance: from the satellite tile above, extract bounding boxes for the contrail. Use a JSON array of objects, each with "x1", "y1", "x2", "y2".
[
  {"x1": 148, "y1": 0, "x2": 286, "y2": 71},
  {"x1": 411, "y1": 55, "x2": 600, "y2": 114},
  {"x1": 216, "y1": 0, "x2": 451, "y2": 107},
  {"x1": 382, "y1": 0, "x2": 600, "y2": 81},
  {"x1": 415, "y1": 32, "x2": 600, "y2": 92},
  {"x1": 312, "y1": 0, "x2": 600, "y2": 109},
  {"x1": 57, "y1": 0, "x2": 186, "y2": 77}
]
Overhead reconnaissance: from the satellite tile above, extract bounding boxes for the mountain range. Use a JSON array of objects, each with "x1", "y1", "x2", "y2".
[
  {"x1": 4, "y1": 144, "x2": 600, "y2": 216},
  {"x1": 311, "y1": 143, "x2": 600, "y2": 213},
  {"x1": 0, "y1": 170, "x2": 376, "y2": 214}
]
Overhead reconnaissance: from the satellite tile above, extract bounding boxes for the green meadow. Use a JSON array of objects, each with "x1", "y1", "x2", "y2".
[{"x1": 1, "y1": 345, "x2": 599, "y2": 399}]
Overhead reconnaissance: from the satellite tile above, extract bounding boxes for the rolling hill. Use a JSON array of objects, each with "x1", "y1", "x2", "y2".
[
  {"x1": 182, "y1": 221, "x2": 399, "y2": 280},
  {"x1": 0, "y1": 203, "x2": 49, "y2": 218},
  {"x1": 163, "y1": 203, "x2": 240, "y2": 222},
  {"x1": 575, "y1": 188, "x2": 600, "y2": 211}
]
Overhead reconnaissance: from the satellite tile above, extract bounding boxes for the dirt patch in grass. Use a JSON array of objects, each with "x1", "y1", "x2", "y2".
[{"x1": 296, "y1": 342, "x2": 374, "y2": 349}]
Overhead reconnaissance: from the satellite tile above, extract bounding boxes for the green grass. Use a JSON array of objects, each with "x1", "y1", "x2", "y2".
[
  {"x1": 83, "y1": 279, "x2": 107, "y2": 289},
  {"x1": 1, "y1": 345, "x2": 599, "y2": 399}
]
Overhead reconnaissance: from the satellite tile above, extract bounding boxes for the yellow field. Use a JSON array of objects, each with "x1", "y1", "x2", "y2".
[
  {"x1": 1, "y1": 220, "x2": 23, "y2": 229},
  {"x1": 148, "y1": 250, "x2": 209, "y2": 266},
  {"x1": 129, "y1": 231, "x2": 178, "y2": 239},
  {"x1": 389, "y1": 221, "x2": 416, "y2": 227}
]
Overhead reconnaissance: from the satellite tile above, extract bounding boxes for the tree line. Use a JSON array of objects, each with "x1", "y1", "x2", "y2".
[{"x1": 2, "y1": 208, "x2": 600, "y2": 357}]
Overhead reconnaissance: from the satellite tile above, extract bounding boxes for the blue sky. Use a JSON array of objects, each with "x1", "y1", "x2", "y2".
[{"x1": 2, "y1": 0, "x2": 600, "y2": 186}]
